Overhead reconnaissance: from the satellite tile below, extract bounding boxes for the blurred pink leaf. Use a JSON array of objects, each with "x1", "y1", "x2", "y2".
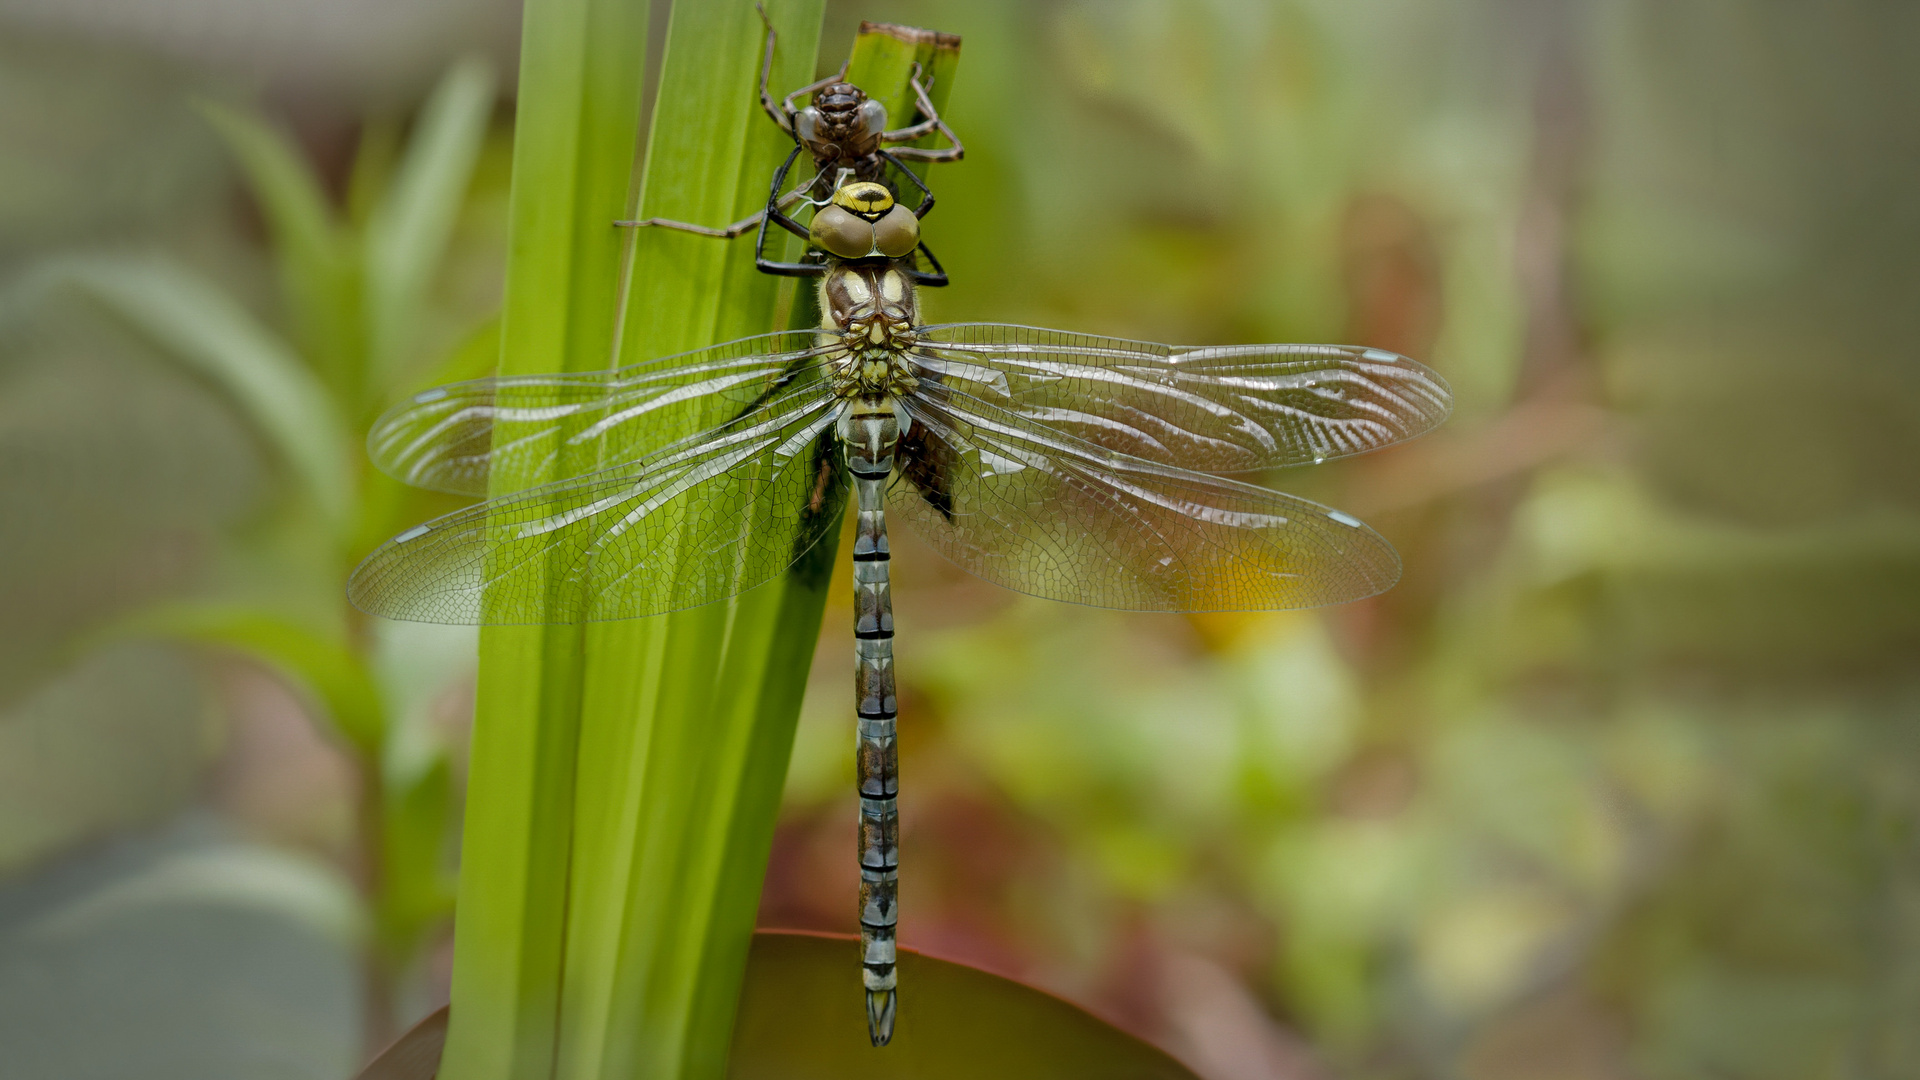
[
  {"x1": 116, "y1": 603, "x2": 383, "y2": 756},
  {"x1": 730, "y1": 931, "x2": 1200, "y2": 1078},
  {"x1": 359, "y1": 1003, "x2": 447, "y2": 1080}
]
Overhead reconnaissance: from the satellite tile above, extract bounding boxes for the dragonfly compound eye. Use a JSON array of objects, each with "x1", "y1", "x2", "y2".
[
  {"x1": 812, "y1": 183, "x2": 903, "y2": 259},
  {"x1": 870, "y1": 204, "x2": 920, "y2": 259},
  {"x1": 810, "y1": 204, "x2": 875, "y2": 260}
]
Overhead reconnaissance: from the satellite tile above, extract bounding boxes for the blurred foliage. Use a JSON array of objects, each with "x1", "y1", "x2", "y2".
[
  {"x1": 0, "y1": 23, "x2": 507, "y2": 1071},
  {"x1": 0, "y1": 817, "x2": 364, "y2": 1079}
]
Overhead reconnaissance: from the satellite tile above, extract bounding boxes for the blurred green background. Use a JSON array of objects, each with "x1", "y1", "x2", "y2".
[{"x1": 1, "y1": 0, "x2": 1916, "y2": 1078}]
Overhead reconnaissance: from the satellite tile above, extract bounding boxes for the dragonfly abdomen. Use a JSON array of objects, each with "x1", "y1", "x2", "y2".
[{"x1": 847, "y1": 402, "x2": 901, "y2": 1046}]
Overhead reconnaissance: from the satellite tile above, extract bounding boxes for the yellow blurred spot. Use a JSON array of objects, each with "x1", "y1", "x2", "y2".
[
  {"x1": 1415, "y1": 889, "x2": 1572, "y2": 1011},
  {"x1": 1185, "y1": 609, "x2": 1309, "y2": 652}
]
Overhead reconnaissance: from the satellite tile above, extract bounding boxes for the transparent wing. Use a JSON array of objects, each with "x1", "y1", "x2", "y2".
[
  {"x1": 911, "y1": 324, "x2": 1452, "y2": 473},
  {"x1": 890, "y1": 388, "x2": 1400, "y2": 613},
  {"x1": 370, "y1": 332, "x2": 837, "y2": 496},
  {"x1": 349, "y1": 383, "x2": 846, "y2": 625}
]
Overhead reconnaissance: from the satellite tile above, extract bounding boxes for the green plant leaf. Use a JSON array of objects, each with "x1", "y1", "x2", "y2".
[
  {"x1": 196, "y1": 98, "x2": 361, "y2": 398},
  {"x1": 363, "y1": 58, "x2": 497, "y2": 399},
  {"x1": 25, "y1": 253, "x2": 354, "y2": 535},
  {"x1": 348, "y1": 117, "x2": 406, "y2": 232}
]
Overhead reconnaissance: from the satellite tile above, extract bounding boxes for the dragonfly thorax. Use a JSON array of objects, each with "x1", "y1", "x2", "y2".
[
  {"x1": 822, "y1": 261, "x2": 919, "y2": 396},
  {"x1": 821, "y1": 259, "x2": 916, "y2": 329}
]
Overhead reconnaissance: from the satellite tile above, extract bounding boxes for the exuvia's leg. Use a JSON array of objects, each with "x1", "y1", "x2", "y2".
[
  {"x1": 752, "y1": 3, "x2": 792, "y2": 133},
  {"x1": 614, "y1": 208, "x2": 765, "y2": 239},
  {"x1": 612, "y1": 186, "x2": 807, "y2": 238},
  {"x1": 879, "y1": 63, "x2": 964, "y2": 164}
]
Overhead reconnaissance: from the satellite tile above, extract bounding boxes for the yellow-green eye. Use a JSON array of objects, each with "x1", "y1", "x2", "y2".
[
  {"x1": 809, "y1": 204, "x2": 873, "y2": 259},
  {"x1": 870, "y1": 204, "x2": 919, "y2": 259},
  {"x1": 831, "y1": 181, "x2": 894, "y2": 216}
]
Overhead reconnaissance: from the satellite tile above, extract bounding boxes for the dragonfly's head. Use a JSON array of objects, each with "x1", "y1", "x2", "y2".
[
  {"x1": 797, "y1": 82, "x2": 887, "y2": 160},
  {"x1": 810, "y1": 181, "x2": 919, "y2": 263}
]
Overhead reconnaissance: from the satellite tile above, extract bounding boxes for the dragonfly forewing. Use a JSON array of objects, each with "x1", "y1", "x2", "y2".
[
  {"x1": 913, "y1": 324, "x2": 1451, "y2": 474},
  {"x1": 368, "y1": 332, "x2": 841, "y2": 496},
  {"x1": 349, "y1": 385, "x2": 845, "y2": 624},
  {"x1": 891, "y1": 392, "x2": 1402, "y2": 612}
]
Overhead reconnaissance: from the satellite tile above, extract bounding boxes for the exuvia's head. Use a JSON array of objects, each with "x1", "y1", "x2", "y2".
[
  {"x1": 809, "y1": 180, "x2": 920, "y2": 262},
  {"x1": 795, "y1": 82, "x2": 887, "y2": 158}
]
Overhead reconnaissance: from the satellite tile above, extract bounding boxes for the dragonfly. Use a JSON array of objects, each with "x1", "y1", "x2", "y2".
[
  {"x1": 618, "y1": 6, "x2": 963, "y2": 285},
  {"x1": 348, "y1": 180, "x2": 1452, "y2": 1046}
]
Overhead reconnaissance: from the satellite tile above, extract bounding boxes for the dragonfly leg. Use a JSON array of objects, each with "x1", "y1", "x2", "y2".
[
  {"x1": 878, "y1": 150, "x2": 938, "y2": 220},
  {"x1": 756, "y1": 146, "x2": 833, "y2": 277},
  {"x1": 850, "y1": 409, "x2": 901, "y2": 1047}
]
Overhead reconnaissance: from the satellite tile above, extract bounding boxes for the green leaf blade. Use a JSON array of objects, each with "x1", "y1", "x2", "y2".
[{"x1": 562, "y1": 5, "x2": 827, "y2": 1078}]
